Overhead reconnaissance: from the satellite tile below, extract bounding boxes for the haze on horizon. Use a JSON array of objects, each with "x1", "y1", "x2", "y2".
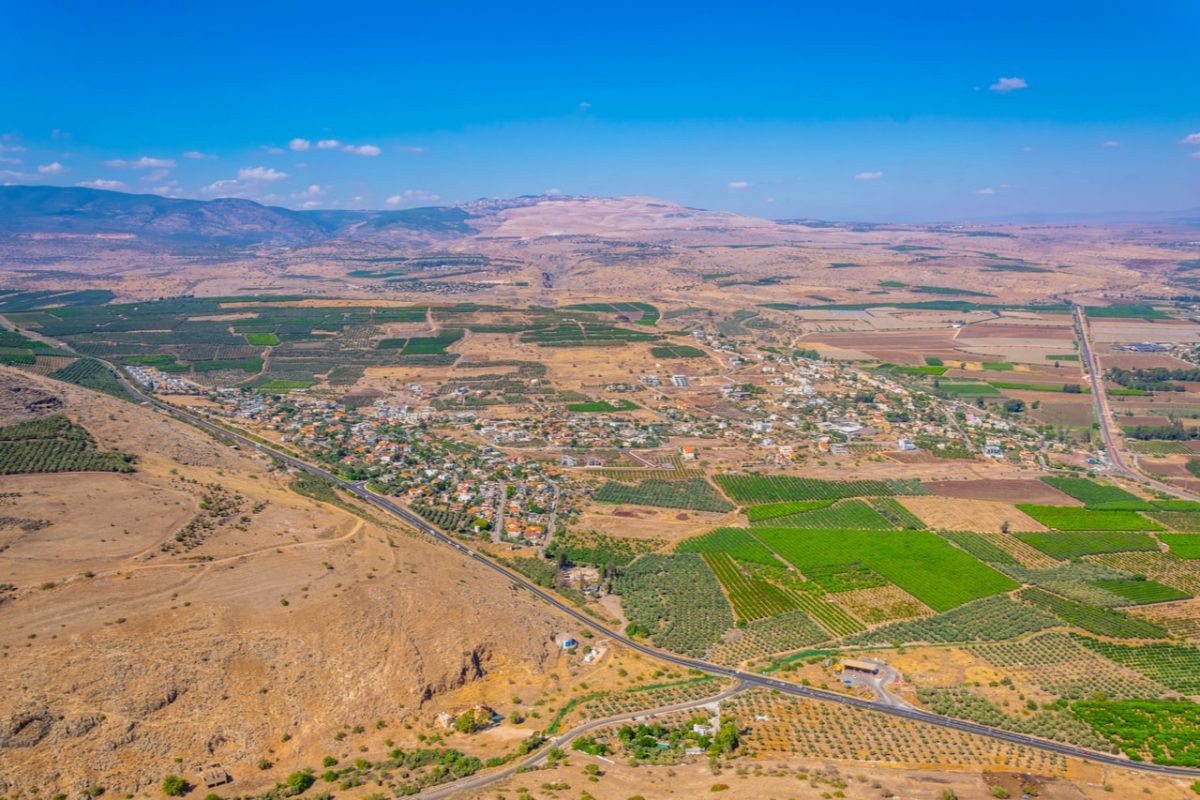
[{"x1": 2, "y1": 0, "x2": 1198, "y2": 222}]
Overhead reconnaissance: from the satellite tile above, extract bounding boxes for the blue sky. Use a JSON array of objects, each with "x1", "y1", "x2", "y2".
[{"x1": 2, "y1": 1, "x2": 1197, "y2": 220}]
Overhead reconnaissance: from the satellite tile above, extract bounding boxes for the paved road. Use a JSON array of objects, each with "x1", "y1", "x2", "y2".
[
  {"x1": 1074, "y1": 306, "x2": 1200, "y2": 500},
  {"x1": 420, "y1": 682, "x2": 749, "y2": 798},
  {"x1": 14, "y1": 338, "x2": 1200, "y2": 780}
]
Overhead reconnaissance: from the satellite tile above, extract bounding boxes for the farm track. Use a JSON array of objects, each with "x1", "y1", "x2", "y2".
[{"x1": 8, "y1": 325, "x2": 1200, "y2": 779}]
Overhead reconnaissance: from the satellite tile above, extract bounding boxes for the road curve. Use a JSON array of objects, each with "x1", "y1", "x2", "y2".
[
  {"x1": 27, "y1": 346, "x2": 1200, "y2": 780},
  {"x1": 419, "y1": 682, "x2": 750, "y2": 799}
]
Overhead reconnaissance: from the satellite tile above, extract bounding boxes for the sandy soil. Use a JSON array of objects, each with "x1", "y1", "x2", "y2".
[
  {"x1": 899, "y1": 496, "x2": 1049, "y2": 533},
  {"x1": 923, "y1": 479, "x2": 1081, "y2": 504}
]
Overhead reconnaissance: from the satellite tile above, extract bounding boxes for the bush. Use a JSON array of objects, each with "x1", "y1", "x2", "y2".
[
  {"x1": 161, "y1": 775, "x2": 188, "y2": 797},
  {"x1": 286, "y1": 770, "x2": 315, "y2": 791}
]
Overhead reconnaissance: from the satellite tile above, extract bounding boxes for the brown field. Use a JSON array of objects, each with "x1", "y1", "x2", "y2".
[
  {"x1": 923, "y1": 479, "x2": 1079, "y2": 504},
  {"x1": 899, "y1": 496, "x2": 1049, "y2": 533}
]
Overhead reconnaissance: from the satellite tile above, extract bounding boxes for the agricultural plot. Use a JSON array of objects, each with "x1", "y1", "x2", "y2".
[
  {"x1": 845, "y1": 596, "x2": 1058, "y2": 646},
  {"x1": 714, "y1": 475, "x2": 927, "y2": 504},
  {"x1": 674, "y1": 527, "x2": 782, "y2": 566},
  {"x1": 868, "y1": 497, "x2": 926, "y2": 530},
  {"x1": 1072, "y1": 699, "x2": 1200, "y2": 766},
  {"x1": 754, "y1": 528, "x2": 1017, "y2": 612},
  {"x1": 705, "y1": 610, "x2": 829, "y2": 665},
  {"x1": 730, "y1": 690, "x2": 1067, "y2": 772},
  {"x1": 565, "y1": 398, "x2": 638, "y2": 413},
  {"x1": 649, "y1": 344, "x2": 706, "y2": 359},
  {"x1": 830, "y1": 585, "x2": 932, "y2": 625},
  {"x1": 1073, "y1": 636, "x2": 1200, "y2": 695},
  {"x1": 999, "y1": 561, "x2": 1141, "y2": 608},
  {"x1": 1089, "y1": 578, "x2": 1189, "y2": 605},
  {"x1": 521, "y1": 320, "x2": 657, "y2": 346},
  {"x1": 917, "y1": 686, "x2": 1113, "y2": 753},
  {"x1": 1039, "y1": 476, "x2": 1151, "y2": 509},
  {"x1": 748, "y1": 499, "x2": 895, "y2": 530},
  {"x1": 702, "y1": 553, "x2": 805, "y2": 622},
  {"x1": 1148, "y1": 512, "x2": 1200, "y2": 532},
  {"x1": 1162, "y1": 533, "x2": 1200, "y2": 557},
  {"x1": 564, "y1": 301, "x2": 660, "y2": 326},
  {"x1": 544, "y1": 529, "x2": 663, "y2": 568},
  {"x1": 743, "y1": 499, "x2": 833, "y2": 522},
  {"x1": 1019, "y1": 587, "x2": 1167, "y2": 639},
  {"x1": 49, "y1": 358, "x2": 134, "y2": 401},
  {"x1": 594, "y1": 477, "x2": 733, "y2": 512},
  {"x1": 1014, "y1": 530, "x2": 1159, "y2": 558},
  {"x1": 1014, "y1": 505, "x2": 1162, "y2": 531},
  {"x1": 939, "y1": 531, "x2": 1020, "y2": 566},
  {"x1": 971, "y1": 633, "x2": 1171, "y2": 701},
  {"x1": 615, "y1": 554, "x2": 734, "y2": 657},
  {"x1": 1129, "y1": 599, "x2": 1200, "y2": 640},
  {"x1": 0, "y1": 414, "x2": 136, "y2": 475},
  {"x1": 1088, "y1": 552, "x2": 1200, "y2": 596}
]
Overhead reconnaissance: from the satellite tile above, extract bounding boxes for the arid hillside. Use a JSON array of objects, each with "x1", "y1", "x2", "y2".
[{"x1": 0, "y1": 367, "x2": 562, "y2": 796}]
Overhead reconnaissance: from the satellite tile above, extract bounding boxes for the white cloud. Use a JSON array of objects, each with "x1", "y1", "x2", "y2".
[
  {"x1": 0, "y1": 156, "x2": 20, "y2": 165},
  {"x1": 200, "y1": 178, "x2": 241, "y2": 194},
  {"x1": 262, "y1": 145, "x2": 286, "y2": 155},
  {"x1": 76, "y1": 179, "x2": 126, "y2": 190},
  {"x1": 301, "y1": 200, "x2": 322, "y2": 209},
  {"x1": 386, "y1": 189, "x2": 441, "y2": 206},
  {"x1": 0, "y1": 143, "x2": 26, "y2": 154},
  {"x1": 237, "y1": 166, "x2": 288, "y2": 182},
  {"x1": 397, "y1": 145, "x2": 427, "y2": 154},
  {"x1": 183, "y1": 150, "x2": 217, "y2": 160},
  {"x1": 37, "y1": 162, "x2": 66, "y2": 175},
  {"x1": 104, "y1": 156, "x2": 176, "y2": 169},
  {"x1": 316, "y1": 139, "x2": 341, "y2": 149},
  {"x1": 727, "y1": 181, "x2": 751, "y2": 190},
  {"x1": 1181, "y1": 133, "x2": 1200, "y2": 146},
  {"x1": 290, "y1": 184, "x2": 325, "y2": 199},
  {"x1": 990, "y1": 76, "x2": 1028, "y2": 93},
  {"x1": 341, "y1": 143, "x2": 381, "y2": 156},
  {"x1": 854, "y1": 171, "x2": 883, "y2": 181},
  {"x1": 289, "y1": 138, "x2": 311, "y2": 152},
  {"x1": 973, "y1": 187, "x2": 996, "y2": 195},
  {"x1": 578, "y1": 101, "x2": 592, "y2": 110},
  {"x1": 1102, "y1": 140, "x2": 1121, "y2": 148},
  {"x1": 545, "y1": 188, "x2": 563, "y2": 196}
]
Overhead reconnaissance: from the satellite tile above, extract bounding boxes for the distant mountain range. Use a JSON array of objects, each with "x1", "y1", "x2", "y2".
[{"x1": 0, "y1": 185, "x2": 479, "y2": 247}]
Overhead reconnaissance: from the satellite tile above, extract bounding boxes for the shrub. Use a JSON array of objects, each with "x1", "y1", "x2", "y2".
[{"x1": 161, "y1": 775, "x2": 188, "y2": 797}]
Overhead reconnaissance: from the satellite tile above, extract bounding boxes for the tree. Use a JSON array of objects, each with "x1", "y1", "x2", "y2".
[
  {"x1": 161, "y1": 775, "x2": 188, "y2": 797},
  {"x1": 286, "y1": 770, "x2": 315, "y2": 792}
]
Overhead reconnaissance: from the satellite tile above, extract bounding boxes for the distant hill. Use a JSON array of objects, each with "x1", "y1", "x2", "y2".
[{"x1": 0, "y1": 185, "x2": 477, "y2": 246}]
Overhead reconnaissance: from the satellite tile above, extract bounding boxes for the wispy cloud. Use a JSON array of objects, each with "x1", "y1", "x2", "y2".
[
  {"x1": 237, "y1": 166, "x2": 288, "y2": 182},
  {"x1": 77, "y1": 179, "x2": 126, "y2": 190},
  {"x1": 316, "y1": 139, "x2": 340, "y2": 149},
  {"x1": 289, "y1": 138, "x2": 311, "y2": 152},
  {"x1": 990, "y1": 76, "x2": 1028, "y2": 93},
  {"x1": 290, "y1": 184, "x2": 325, "y2": 199},
  {"x1": 973, "y1": 187, "x2": 996, "y2": 195},
  {"x1": 1019, "y1": 146, "x2": 1034, "y2": 153},
  {"x1": 200, "y1": 178, "x2": 242, "y2": 194},
  {"x1": 0, "y1": 143, "x2": 26, "y2": 154},
  {"x1": 397, "y1": 145, "x2": 427, "y2": 155},
  {"x1": 578, "y1": 101, "x2": 592, "y2": 111},
  {"x1": 341, "y1": 144, "x2": 381, "y2": 156},
  {"x1": 1181, "y1": 133, "x2": 1200, "y2": 146},
  {"x1": 105, "y1": 156, "x2": 176, "y2": 169},
  {"x1": 37, "y1": 162, "x2": 66, "y2": 175},
  {"x1": 726, "y1": 181, "x2": 751, "y2": 190},
  {"x1": 301, "y1": 200, "x2": 322, "y2": 209},
  {"x1": 183, "y1": 151, "x2": 217, "y2": 160},
  {"x1": 386, "y1": 189, "x2": 440, "y2": 206},
  {"x1": 1102, "y1": 140, "x2": 1121, "y2": 148},
  {"x1": 854, "y1": 171, "x2": 883, "y2": 181}
]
